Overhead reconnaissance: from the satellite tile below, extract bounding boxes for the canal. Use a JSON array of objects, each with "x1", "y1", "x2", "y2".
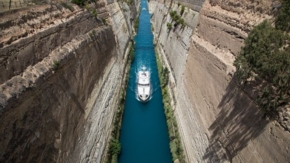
[{"x1": 117, "y1": 0, "x2": 173, "y2": 163}]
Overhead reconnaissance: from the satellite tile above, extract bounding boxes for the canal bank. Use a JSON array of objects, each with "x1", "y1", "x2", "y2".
[
  {"x1": 103, "y1": 41, "x2": 135, "y2": 163},
  {"x1": 155, "y1": 47, "x2": 185, "y2": 163}
]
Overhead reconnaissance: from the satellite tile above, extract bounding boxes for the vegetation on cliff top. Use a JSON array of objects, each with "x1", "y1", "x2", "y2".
[
  {"x1": 155, "y1": 48, "x2": 185, "y2": 163},
  {"x1": 234, "y1": 0, "x2": 290, "y2": 118}
]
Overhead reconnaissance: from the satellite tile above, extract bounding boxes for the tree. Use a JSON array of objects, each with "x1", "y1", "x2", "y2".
[
  {"x1": 234, "y1": 20, "x2": 290, "y2": 116},
  {"x1": 275, "y1": 0, "x2": 290, "y2": 32}
]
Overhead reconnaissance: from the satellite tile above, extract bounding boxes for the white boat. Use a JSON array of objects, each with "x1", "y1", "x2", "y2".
[{"x1": 137, "y1": 67, "x2": 150, "y2": 102}]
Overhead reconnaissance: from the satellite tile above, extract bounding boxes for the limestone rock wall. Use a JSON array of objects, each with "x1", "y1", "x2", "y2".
[
  {"x1": 0, "y1": 0, "x2": 137, "y2": 162},
  {"x1": 0, "y1": 25, "x2": 116, "y2": 163},
  {"x1": 150, "y1": 0, "x2": 290, "y2": 162},
  {"x1": 0, "y1": 4, "x2": 96, "y2": 84},
  {"x1": 175, "y1": 0, "x2": 205, "y2": 11},
  {"x1": 150, "y1": 0, "x2": 198, "y2": 86}
]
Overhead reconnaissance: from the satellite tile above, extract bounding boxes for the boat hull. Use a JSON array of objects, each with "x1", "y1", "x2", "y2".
[{"x1": 137, "y1": 69, "x2": 150, "y2": 102}]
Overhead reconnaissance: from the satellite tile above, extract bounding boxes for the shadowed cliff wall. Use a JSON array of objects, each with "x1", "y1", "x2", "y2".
[{"x1": 0, "y1": 0, "x2": 138, "y2": 162}]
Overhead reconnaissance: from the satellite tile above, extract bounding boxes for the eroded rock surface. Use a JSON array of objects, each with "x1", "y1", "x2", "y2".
[
  {"x1": 1, "y1": 0, "x2": 289, "y2": 162},
  {"x1": 150, "y1": 0, "x2": 290, "y2": 162},
  {"x1": 0, "y1": 1, "x2": 137, "y2": 162}
]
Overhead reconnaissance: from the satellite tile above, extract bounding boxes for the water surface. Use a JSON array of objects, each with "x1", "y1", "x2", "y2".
[{"x1": 118, "y1": 1, "x2": 172, "y2": 163}]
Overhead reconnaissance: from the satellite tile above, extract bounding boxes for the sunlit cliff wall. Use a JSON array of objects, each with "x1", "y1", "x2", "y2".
[
  {"x1": 1, "y1": 0, "x2": 289, "y2": 162},
  {"x1": 149, "y1": 0, "x2": 290, "y2": 162}
]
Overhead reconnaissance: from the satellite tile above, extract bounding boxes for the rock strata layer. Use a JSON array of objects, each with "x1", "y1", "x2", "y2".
[
  {"x1": 149, "y1": 0, "x2": 290, "y2": 162},
  {"x1": 1, "y1": 0, "x2": 289, "y2": 162},
  {"x1": 0, "y1": 1, "x2": 137, "y2": 162}
]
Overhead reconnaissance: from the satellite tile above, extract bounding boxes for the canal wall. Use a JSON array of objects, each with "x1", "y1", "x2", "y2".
[
  {"x1": 149, "y1": 0, "x2": 290, "y2": 163},
  {"x1": 0, "y1": 0, "x2": 138, "y2": 162},
  {"x1": 1, "y1": 0, "x2": 289, "y2": 162}
]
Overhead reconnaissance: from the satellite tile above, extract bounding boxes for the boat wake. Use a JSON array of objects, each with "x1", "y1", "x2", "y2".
[{"x1": 126, "y1": 62, "x2": 161, "y2": 102}]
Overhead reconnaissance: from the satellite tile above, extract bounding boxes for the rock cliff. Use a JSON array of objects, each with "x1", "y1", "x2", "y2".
[
  {"x1": 149, "y1": 0, "x2": 290, "y2": 162},
  {"x1": 1, "y1": 0, "x2": 289, "y2": 162},
  {"x1": 0, "y1": 0, "x2": 138, "y2": 162}
]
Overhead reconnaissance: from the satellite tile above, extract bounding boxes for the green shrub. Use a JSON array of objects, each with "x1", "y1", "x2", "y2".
[
  {"x1": 155, "y1": 48, "x2": 185, "y2": 163},
  {"x1": 109, "y1": 138, "x2": 121, "y2": 155},
  {"x1": 234, "y1": 20, "x2": 290, "y2": 117},
  {"x1": 170, "y1": 10, "x2": 177, "y2": 18},
  {"x1": 173, "y1": 14, "x2": 180, "y2": 22},
  {"x1": 102, "y1": 18, "x2": 107, "y2": 25},
  {"x1": 129, "y1": 45, "x2": 135, "y2": 63},
  {"x1": 170, "y1": 140, "x2": 180, "y2": 161},
  {"x1": 180, "y1": 5, "x2": 185, "y2": 15},
  {"x1": 167, "y1": 23, "x2": 172, "y2": 30},
  {"x1": 134, "y1": 13, "x2": 140, "y2": 31},
  {"x1": 275, "y1": 0, "x2": 290, "y2": 32},
  {"x1": 61, "y1": 2, "x2": 74, "y2": 12},
  {"x1": 169, "y1": 10, "x2": 186, "y2": 28},
  {"x1": 53, "y1": 60, "x2": 60, "y2": 70},
  {"x1": 71, "y1": 0, "x2": 87, "y2": 6},
  {"x1": 161, "y1": 67, "x2": 169, "y2": 87},
  {"x1": 85, "y1": 4, "x2": 89, "y2": 10},
  {"x1": 111, "y1": 155, "x2": 118, "y2": 163},
  {"x1": 105, "y1": 44, "x2": 132, "y2": 163},
  {"x1": 180, "y1": 18, "x2": 185, "y2": 28},
  {"x1": 92, "y1": 8, "x2": 97, "y2": 18}
]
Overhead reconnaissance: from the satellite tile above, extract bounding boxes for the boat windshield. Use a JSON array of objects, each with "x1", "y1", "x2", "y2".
[{"x1": 139, "y1": 84, "x2": 149, "y2": 86}]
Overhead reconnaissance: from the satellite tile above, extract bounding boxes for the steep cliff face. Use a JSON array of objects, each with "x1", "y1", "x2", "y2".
[
  {"x1": 2, "y1": 0, "x2": 289, "y2": 162},
  {"x1": 150, "y1": 0, "x2": 290, "y2": 162},
  {"x1": 0, "y1": 1, "x2": 137, "y2": 162}
]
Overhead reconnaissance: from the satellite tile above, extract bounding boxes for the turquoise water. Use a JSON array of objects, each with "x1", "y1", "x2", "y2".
[{"x1": 118, "y1": 1, "x2": 172, "y2": 163}]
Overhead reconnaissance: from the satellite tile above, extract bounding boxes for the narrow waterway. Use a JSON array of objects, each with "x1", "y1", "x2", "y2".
[{"x1": 118, "y1": 1, "x2": 172, "y2": 163}]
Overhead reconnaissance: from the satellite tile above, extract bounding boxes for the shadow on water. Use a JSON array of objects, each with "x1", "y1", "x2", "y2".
[{"x1": 203, "y1": 76, "x2": 270, "y2": 162}]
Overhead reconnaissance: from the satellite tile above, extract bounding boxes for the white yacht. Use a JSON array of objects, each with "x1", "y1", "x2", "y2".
[{"x1": 137, "y1": 67, "x2": 150, "y2": 102}]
